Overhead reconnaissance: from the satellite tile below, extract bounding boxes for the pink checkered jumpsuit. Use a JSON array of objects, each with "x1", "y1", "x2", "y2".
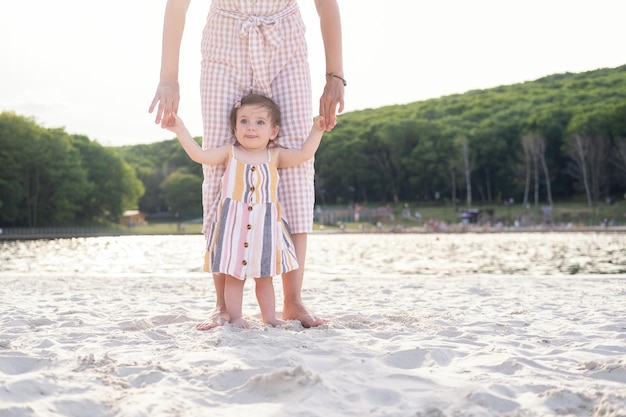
[{"x1": 200, "y1": 0, "x2": 314, "y2": 248}]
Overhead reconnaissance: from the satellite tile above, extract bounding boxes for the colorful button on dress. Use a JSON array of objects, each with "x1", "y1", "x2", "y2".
[{"x1": 207, "y1": 145, "x2": 299, "y2": 280}]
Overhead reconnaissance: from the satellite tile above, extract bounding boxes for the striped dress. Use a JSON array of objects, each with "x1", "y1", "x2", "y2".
[{"x1": 207, "y1": 145, "x2": 299, "y2": 280}]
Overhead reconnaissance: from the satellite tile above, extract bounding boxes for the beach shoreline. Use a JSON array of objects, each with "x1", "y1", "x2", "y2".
[{"x1": 1, "y1": 225, "x2": 625, "y2": 240}]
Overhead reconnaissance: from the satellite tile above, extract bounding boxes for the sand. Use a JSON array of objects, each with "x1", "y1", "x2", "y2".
[{"x1": 1, "y1": 233, "x2": 625, "y2": 416}]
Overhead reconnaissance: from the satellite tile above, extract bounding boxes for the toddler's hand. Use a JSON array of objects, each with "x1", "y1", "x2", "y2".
[
  {"x1": 313, "y1": 116, "x2": 326, "y2": 132},
  {"x1": 164, "y1": 114, "x2": 185, "y2": 133}
]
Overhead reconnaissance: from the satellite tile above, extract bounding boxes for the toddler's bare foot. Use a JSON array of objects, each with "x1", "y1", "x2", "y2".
[
  {"x1": 230, "y1": 317, "x2": 251, "y2": 329},
  {"x1": 264, "y1": 317, "x2": 287, "y2": 327},
  {"x1": 196, "y1": 310, "x2": 229, "y2": 331},
  {"x1": 282, "y1": 302, "x2": 325, "y2": 328}
]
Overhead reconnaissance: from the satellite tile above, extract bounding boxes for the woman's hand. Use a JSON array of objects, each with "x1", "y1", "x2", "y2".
[
  {"x1": 149, "y1": 79, "x2": 180, "y2": 128},
  {"x1": 319, "y1": 77, "x2": 344, "y2": 131}
]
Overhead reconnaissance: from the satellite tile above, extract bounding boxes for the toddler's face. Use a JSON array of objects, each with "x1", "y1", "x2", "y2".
[{"x1": 234, "y1": 104, "x2": 279, "y2": 150}]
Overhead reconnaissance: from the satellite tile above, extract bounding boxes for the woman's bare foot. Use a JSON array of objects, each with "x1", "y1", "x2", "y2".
[
  {"x1": 230, "y1": 317, "x2": 251, "y2": 329},
  {"x1": 282, "y1": 302, "x2": 325, "y2": 328},
  {"x1": 195, "y1": 310, "x2": 230, "y2": 331}
]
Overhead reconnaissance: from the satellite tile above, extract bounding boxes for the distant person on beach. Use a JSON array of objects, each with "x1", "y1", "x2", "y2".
[
  {"x1": 149, "y1": 0, "x2": 344, "y2": 330},
  {"x1": 166, "y1": 94, "x2": 326, "y2": 328}
]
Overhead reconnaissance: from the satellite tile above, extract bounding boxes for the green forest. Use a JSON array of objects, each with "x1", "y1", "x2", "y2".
[{"x1": 1, "y1": 65, "x2": 626, "y2": 228}]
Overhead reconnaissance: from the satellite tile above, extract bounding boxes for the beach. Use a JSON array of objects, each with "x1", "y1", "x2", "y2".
[{"x1": 1, "y1": 233, "x2": 625, "y2": 416}]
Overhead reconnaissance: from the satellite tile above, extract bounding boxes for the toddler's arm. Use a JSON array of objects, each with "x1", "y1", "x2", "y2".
[
  {"x1": 276, "y1": 116, "x2": 326, "y2": 168},
  {"x1": 165, "y1": 114, "x2": 228, "y2": 165}
]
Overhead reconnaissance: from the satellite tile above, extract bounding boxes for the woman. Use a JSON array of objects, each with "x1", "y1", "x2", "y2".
[{"x1": 149, "y1": 0, "x2": 344, "y2": 329}]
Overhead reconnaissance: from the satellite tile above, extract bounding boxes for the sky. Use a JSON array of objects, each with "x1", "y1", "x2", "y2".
[{"x1": 1, "y1": 0, "x2": 625, "y2": 147}]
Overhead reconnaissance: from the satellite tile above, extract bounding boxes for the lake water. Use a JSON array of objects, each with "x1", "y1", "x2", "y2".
[{"x1": 1, "y1": 232, "x2": 625, "y2": 277}]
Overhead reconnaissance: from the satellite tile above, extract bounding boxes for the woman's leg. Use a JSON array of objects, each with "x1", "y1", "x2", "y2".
[
  {"x1": 196, "y1": 272, "x2": 229, "y2": 330},
  {"x1": 281, "y1": 233, "x2": 324, "y2": 327},
  {"x1": 198, "y1": 10, "x2": 250, "y2": 330},
  {"x1": 271, "y1": 54, "x2": 323, "y2": 328}
]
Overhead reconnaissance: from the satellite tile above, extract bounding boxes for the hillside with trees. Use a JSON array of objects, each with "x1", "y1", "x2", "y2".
[
  {"x1": 315, "y1": 65, "x2": 626, "y2": 209},
  {"x1": 123, "y1": 65, "x2": 626, "y2": 218},
  {"x1": 1, "y1": 65, "x2": 625, "y2": 228},
  {"x1": 0, "y1": 113, "x2": 143, "y2": 227}
]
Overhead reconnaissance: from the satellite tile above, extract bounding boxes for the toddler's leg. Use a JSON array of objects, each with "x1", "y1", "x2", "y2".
[
  {"x1": 255, "y1": 277, "x2": 286, "y2": 327},
  {"x1": 224, "y1": 275, "x2": 250, "y2": 329}
]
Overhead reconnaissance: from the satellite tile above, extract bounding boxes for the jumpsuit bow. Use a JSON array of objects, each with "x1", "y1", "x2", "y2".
[{"x1": 213, "y1": 3, "x2": 298, "y2": 97}]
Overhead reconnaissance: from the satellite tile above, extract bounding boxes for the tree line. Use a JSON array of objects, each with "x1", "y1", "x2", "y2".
[
  {"x1": 315, "y1": 66, "x2": 626, "y2": 209},
  {"x1": 1, "y1": 65, "x2": 625, "y2": 227},
  {"x1": 0, "y1": 113, "x2": 143, "y2": 227}
]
